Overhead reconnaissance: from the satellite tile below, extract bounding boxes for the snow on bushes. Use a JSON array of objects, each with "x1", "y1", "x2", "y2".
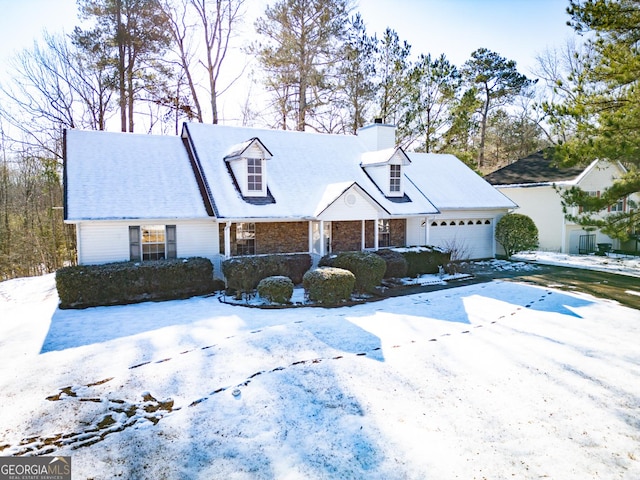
[
  {"x1": 302, "y1": 267, "x2": 355, "y2": 305},
  {"x1": 318, "y1": 251, "x2": 386, "y2": 293},
  {"x1": 257, "y1": 276, "x2": 294, "y2": 304}
]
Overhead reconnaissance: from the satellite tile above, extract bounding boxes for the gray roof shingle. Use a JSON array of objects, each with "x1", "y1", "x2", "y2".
[{"x1": 484, "y1": 150, "x2": 587, "y2": 186}]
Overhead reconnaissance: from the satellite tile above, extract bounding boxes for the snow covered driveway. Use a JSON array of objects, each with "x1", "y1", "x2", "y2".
[{"x1": 0, "y1": 274, "x2": 639, "y2": 479}]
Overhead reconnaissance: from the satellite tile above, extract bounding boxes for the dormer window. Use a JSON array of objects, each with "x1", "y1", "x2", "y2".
[
  {"x1": 360, "y1": 146, "x2": 410, "y2": 198},
  {"x1": 247, "y1": 158, "x2": 263, "y2": 192},
  {"x1": 390, "y1": 164, "x2": 401, "y2": 193},
  {"x1": 224, "y1": 137, "x2": 272, "y2": 198}
]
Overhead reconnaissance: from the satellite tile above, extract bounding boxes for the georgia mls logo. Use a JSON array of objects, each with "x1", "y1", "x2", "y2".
[{"x1": 0, "y1": 456, "x2": 71, "y2": 480}]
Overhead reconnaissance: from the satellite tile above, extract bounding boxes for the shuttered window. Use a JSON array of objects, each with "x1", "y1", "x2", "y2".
[
  {"x1": 129, "y1": 225, "x2": 177, "y2": 261},
  {"x1": 166, "y1": 225, "x2": 177, "y2": 258},
  {"x1": 129, "y1": 226, "x2": 141, "y2": 261}
]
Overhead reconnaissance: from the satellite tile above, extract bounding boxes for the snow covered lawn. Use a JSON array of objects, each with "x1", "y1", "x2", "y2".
[{"x1": 1, "y1": 259, "x2": 639, "y2": 479}]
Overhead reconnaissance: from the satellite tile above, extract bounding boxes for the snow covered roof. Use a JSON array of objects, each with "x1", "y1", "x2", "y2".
[
  {"x1": 64, "y1": 129, "x2": 211, "y2": 221},
  {"x1": 182, "y1": 123, "x2": 437, "y2": 219},
  {"x1": 64, "y1": 123, "x2": 515, "y2": 223},
  {"x1": 360, "y1": 147, "x2": 411, "y2": 167},
  {"x1": 223, "y1": 137, "x2": 273, "y2": 161},
  {"x1": 405, "y1": 152, "x2": 517, "y2": 210}
]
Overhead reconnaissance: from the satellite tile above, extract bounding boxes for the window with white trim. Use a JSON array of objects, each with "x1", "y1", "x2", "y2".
[
  {"x1": 390, "y1": 164, "x2": 401, "y2": 193},
  {"x1": 610, "y1": 197, "x2": 626, "y2": 212},
  {"x1": 247, "y1": 158, "x2": 263, "y2": 192},
  {"x1": 378, "y1": 219, "x2": 390, "y2": 247},
  {"x1": 236, "y1": 222, "x2": 256, "y2": 255},
  {"x1": 129, "y1": 225, "x2": 176, "y2": 261}
]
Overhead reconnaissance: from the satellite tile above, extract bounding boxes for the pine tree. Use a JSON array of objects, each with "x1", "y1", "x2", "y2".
[
  {"x1": 338, "y1": 14, "x2": 377, "y2": 134},
  {"x1": 375, "y1": 28, "x2": 411, "y2": 126},
  {"x1": 552, "y1": 0, "x2": 640, "y2": 241},
  {"x1": 75, "y1": 0, "x2": 172, "y2": 132},
  {"x1": 462, "y1": 48, "x2": 533, "y2": 168},
  {"x1": 399, "y1": 53, "x2": 460, "y2": 152},
  {"x1": 254, "y1": 0, "x2": 352, "y2": 131}
]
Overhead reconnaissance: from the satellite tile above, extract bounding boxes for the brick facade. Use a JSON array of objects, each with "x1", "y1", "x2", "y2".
[
  {"x1": 331, "y1": 221, "x2": 362, "y2": 252},
  {"x1": 256, "y1": 222, "x2": 308, "y2": 254},
  {"x1": 220, "y1": 218, "x2": 407, "y2": 256},
  {"x1": 390, "y1": 218, "x2": 406, "y2": 247}
]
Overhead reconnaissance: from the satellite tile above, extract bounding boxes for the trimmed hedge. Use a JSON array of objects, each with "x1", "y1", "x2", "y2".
[
  {"x1": 257, "y1": 276, "x2": 294, "y2": 304},
  {"x1": 318, "y1": 251, "x2": 386, "y2": 293},
  {"x1": 56, "y1": 257, "x2": 217, "y2": 309},
  {"x1": 374, "y1": 249, "x2": 408, "y2": 279},
  {"x1": 222, "y1": 253, "x2": 311, "y2": 294},
  {"x1": 303, "y1": 267, "x2": 355, "y2": 305},
  {"x1": 397, "y1": 246, "x2": 451, "y2": 277},
  {"x1": 495, "y1": 213, "x2": 539, "y2": 259}
]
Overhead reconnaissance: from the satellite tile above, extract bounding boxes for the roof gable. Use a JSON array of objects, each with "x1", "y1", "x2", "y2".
[
  {"x1": 360, "y1": 147, "x2": 411, "y2": 167},
  {"x1": 223, "y1": 137, "x2": 272, "y2": 161}
]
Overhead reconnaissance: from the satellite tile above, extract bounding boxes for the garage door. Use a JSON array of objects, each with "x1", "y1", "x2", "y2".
[{"x1": 428, "y1": 218, "x2": 494, "y2": 260}]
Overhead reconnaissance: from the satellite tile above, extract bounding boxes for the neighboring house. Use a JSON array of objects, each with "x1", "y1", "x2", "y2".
[
  {"x1": 484, "y1": 150, "x2": 634, "y2": 254},
  {"x1": 64, "y1": 121, "x2": 516, "y2": 274}
]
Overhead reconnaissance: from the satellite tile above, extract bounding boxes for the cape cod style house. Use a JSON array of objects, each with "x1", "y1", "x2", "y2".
[
  {"x1": 64, "y1": 122, "x2": 516, "y2": 274},
  {"x1": 484, "y1": 151, "x2": 636, "y2": 254}
]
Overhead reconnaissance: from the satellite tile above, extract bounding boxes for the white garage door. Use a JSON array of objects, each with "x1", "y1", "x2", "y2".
[{"x1": 428, "y1": 218, "x2": 494, "y2": 260}]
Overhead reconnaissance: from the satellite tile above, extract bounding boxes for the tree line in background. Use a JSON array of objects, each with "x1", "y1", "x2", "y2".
[{"x1": 0, "y1": 0, "x2": 637, "y2": 280}]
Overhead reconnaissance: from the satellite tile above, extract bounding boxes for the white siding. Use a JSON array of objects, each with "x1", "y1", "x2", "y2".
[
  {"x1": 318, "y1": 187, "x2": 382, "y2": 221},
  {"x1": 77, "y1": 222, "x2": 131, "y2": 265},
  {"x1": 77, "y1": 220, "x2": 219, "y2": 265},
  {"x1": 176, "y1": 222, "x2": 220, "y2": 260},
  {"x1": 499, "y1": 186, "x2": 565, "y2": 252}
]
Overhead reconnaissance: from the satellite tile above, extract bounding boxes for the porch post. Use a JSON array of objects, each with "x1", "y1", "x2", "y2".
[
  {"x1": 319, "y1": 220, "x2": 325, "y2": 256},
  {"x1": 224, "y1": 221, "x2": 232, "y2": 257},
  {"x1": 308, "y1": 221, "x2": 313, "y2": 253},
  {"x1": 361, "y1": 220, "x2": 366, "y2": 250},
  {"x1": 374, "y1": 217, "x2": 379, "y2": 251},
  {"x1": 425, "y1": 217, "x2": 430, "y2": 245}
]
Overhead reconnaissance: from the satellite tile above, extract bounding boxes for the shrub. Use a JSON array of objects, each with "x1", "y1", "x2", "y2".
[
  {"x1": 374, "y1": 249, "x2": 408, "y2": 278},
  {"x1": 56, "y1": 257, "x2": 216, "y2": 309},
  {"x1": 318, "y1": 251, "x2": 386, "y2": 293},
  {"x1": 257, "y1": 276, "x2": 294, "y2": 304},
  {"x1": 495, "y1": 213, "x2": 539, "y2": 258},
  {"x1": 222, "y1": 253, "x2": 311, "y2": 295},
  {"x1": 303, "y1": 267, "x2": 355, "y2": 305},
  {"x1": 399, "y1": 246, "x2": 451, "y2": 276}
]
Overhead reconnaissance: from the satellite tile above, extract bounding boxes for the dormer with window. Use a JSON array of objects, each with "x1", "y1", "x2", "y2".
[
  {"x1": 361, "y1": 147, "x2": 411, "y2": 198},
  {"x1": 224, "y1": 138, "x2": 272, "y2": 198}
]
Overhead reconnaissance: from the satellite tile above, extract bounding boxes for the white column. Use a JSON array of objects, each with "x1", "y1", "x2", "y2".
[
  {"x1": 224, "y1": 221, "x2": 232, "y2": 258},
  {"x1": 319, "y1": 220, "x2": 325, "y2": 256},
  {"x1": 361, "y1": 220, "x2": 366, "y2": 250},
  {"x1": 308, "y1": 221, "x2": 313, "y2": 253}
]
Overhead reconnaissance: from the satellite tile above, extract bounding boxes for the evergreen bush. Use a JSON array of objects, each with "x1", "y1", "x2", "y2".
[
  {"x1": 56, "y1": 257, "x2": 216, "y2": 309},
  {"x1": 302, "y1": 267, "x2": 355, "y2": 305},
  {"x1": 257, "y1": 276, "x2": 294, "y2": 304},
  {"x1": 318, "y1": 251, "x2": 386, "y2": 293},
  {"x1": 495, "y1": 213, "x2": 539, "y2": 258},
  {"x1": 400, "y1": 247, "x2": 451, "y2": 276},
  {"x1": 374, "y1": 249, "x2": 408, "y2": 278},
  {"x1": 222, "y1": 253, "x2": 311, "y2": 295}
]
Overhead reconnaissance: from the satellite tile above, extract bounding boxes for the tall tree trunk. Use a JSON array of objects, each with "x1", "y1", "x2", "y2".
[{"x1": 116, "y1": 0, "x2": 127, "y2": 132}]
